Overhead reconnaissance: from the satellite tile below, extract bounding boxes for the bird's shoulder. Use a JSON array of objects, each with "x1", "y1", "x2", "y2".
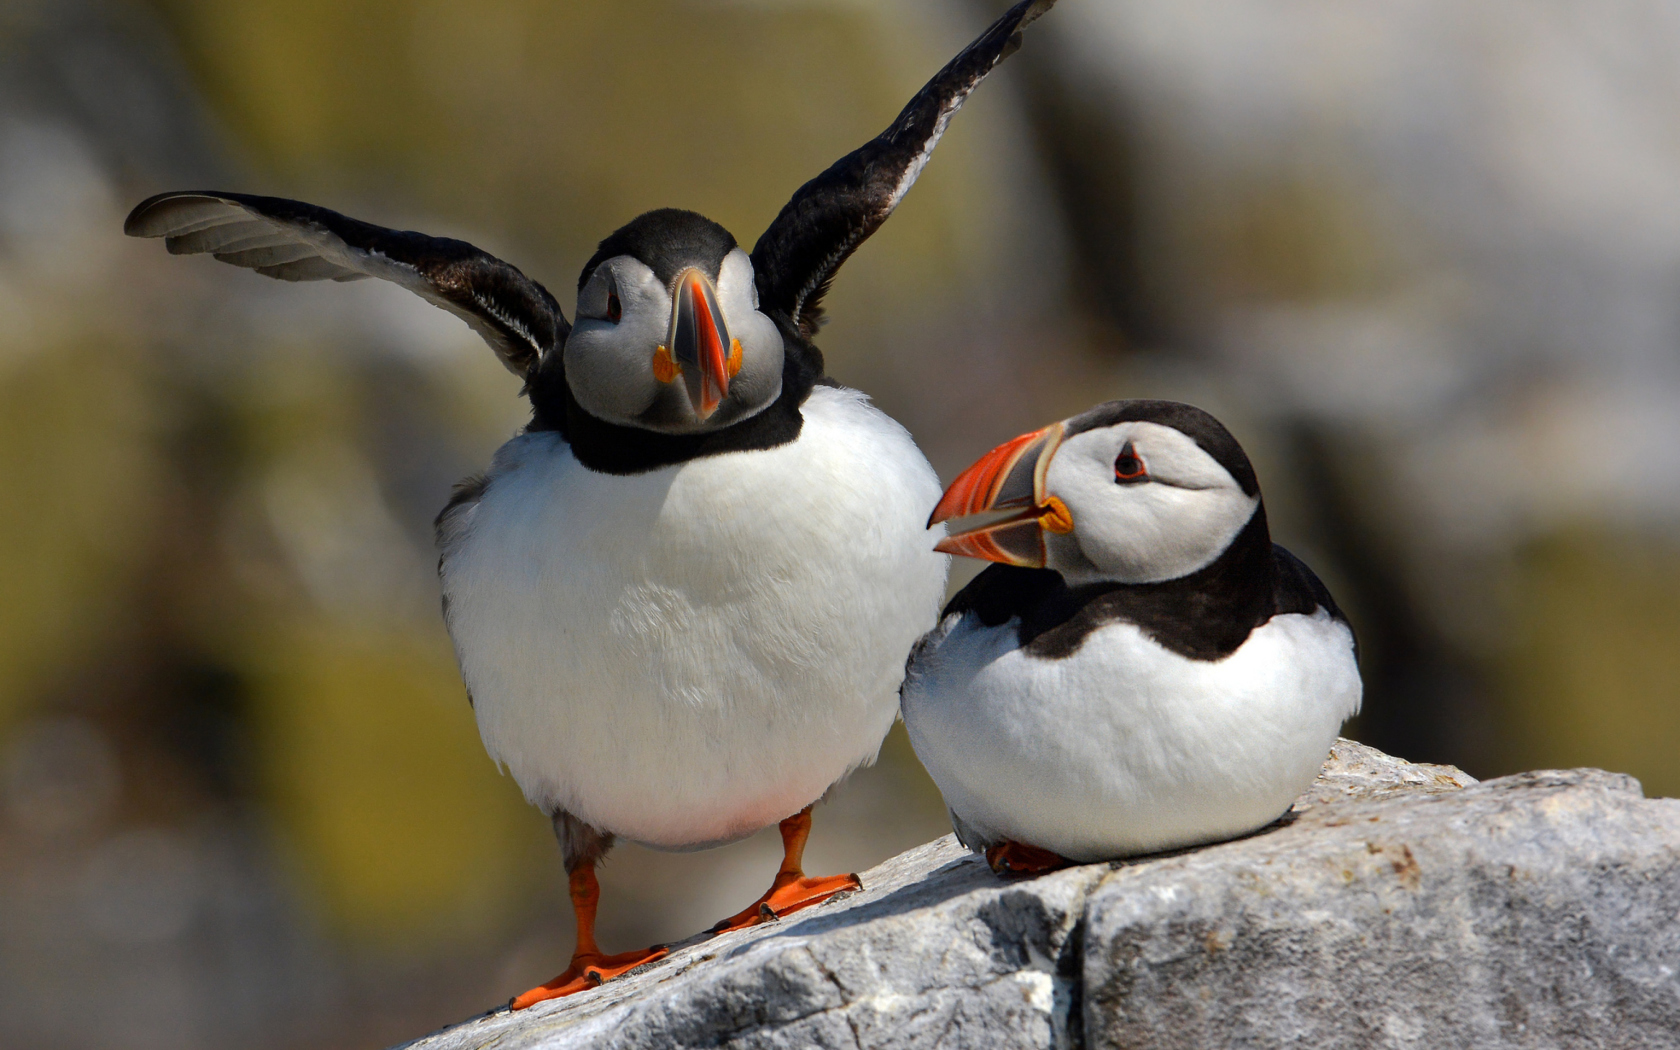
[
  {"x1": 1269, "y1": 543, "x2": 1357, "y2": 651},
  {"x1": 1270, "y1": 544, "x2": 1347, "y2": 622}
]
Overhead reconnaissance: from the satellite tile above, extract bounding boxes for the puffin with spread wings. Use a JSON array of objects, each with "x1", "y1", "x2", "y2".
[{"x1": 126, "y1": 0, "x2": 1058, "y2": 1008}]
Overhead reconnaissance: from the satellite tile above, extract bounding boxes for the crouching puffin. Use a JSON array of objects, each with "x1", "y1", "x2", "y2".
[
  {"x1": 125, "y1": 0, "x2": 1058, "y2": 1008},
  {"x1": 901, "y1": 400, "x2": 1362, "y2": 875}
]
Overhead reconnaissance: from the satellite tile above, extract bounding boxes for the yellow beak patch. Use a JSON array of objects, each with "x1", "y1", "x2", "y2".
[{"x1": 652, "y1": 344, "x2": 680, "y2": 384}]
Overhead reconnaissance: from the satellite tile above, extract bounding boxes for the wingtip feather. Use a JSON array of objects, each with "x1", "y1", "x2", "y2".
[{"x1": 123, "y1": 191, "x2": 241, "y2": 238}]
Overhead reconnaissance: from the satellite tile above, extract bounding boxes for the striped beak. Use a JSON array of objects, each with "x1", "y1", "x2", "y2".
[
  {"x1": 666, "y1": 267, "x2": 737, "y2": 421},
  {"x1": 929, "y1": 422, "x2": 1071, "y2": 567}
]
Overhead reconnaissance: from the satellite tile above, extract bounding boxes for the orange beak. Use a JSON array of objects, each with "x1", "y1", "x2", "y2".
[
  {"x1": 668, "y1": 267, "x2": 733, "y2": 421},
  {"x1": 929, "y1": 422, "x2": 1071, "y2": 566}
]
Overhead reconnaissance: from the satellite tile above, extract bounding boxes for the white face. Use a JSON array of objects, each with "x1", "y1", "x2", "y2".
[
  {"x1": 1041, "y1": 421, "x2": 1260, "y2": 585},
  {"x1": 563, "y1": 248, "x2": 784, "y2": 432}
]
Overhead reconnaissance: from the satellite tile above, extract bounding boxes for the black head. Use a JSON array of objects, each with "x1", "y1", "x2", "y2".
[
  {"x1": 578, "y1": 209, "x2": 738, "y2": 292},
  {"x1": 551, "y1": 209, "x2": 788, "y2": 436},
  {"x1": 932, "y1": 398, "x2": 1265, "y2": 586}
]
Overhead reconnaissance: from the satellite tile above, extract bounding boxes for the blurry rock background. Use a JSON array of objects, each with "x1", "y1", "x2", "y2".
[{"x1": 0, "y1": 1, "x2": 1674, "y2": 1048}]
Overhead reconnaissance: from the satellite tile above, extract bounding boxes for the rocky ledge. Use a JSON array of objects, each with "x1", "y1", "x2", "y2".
[{"x1": 395, "y1": 741, "x2": 1680, "y2": 1049}]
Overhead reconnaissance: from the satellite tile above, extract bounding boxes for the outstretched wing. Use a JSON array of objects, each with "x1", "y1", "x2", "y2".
[
  {"x1": 124, "y1": 191, "x2": 568, "y2": 379},
  {"x1": 750, "y1": 0, "x2": 1056, "y2": 339}
]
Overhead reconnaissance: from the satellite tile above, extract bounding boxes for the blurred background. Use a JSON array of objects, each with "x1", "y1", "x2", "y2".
[{"x1": 3, "y1": 0, "x2": 1678, "y2": 1046}]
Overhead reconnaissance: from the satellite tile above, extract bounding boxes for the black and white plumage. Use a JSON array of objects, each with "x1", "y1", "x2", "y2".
[
  {"x1": 902, "y1": 400, "x2": 1362, "y2": 868},
  {"x1": 126, "y1": 0, "x2": 1057, "y2": 1004}
]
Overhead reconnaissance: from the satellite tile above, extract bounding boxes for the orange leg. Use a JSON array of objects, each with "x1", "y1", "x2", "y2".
[
  {"x1": 984, "y1": 840, "x2": 1070, "y2": 877},
  {"x1": 710, "y1": 806, "x2": 861, "y2": 934},
  {"x1": 510, "y1": 862, "x2": 668, "y2": 1010}
]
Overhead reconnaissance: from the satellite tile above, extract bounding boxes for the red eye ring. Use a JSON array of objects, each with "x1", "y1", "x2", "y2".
[
  {"x1": 1114, "y1": 441, "x2": 1147, "y2": 482},
  {"x1": 606, "y1": 291, "x2": 622, "y2": 323}
]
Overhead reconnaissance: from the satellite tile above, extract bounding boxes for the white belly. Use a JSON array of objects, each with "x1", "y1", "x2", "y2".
[
  {"x1": 901, "y1": 609, "x2": 1361, "y2": 862},
  {"x1": 441, "y1": 386, "x2": 949, "y2": 848}
]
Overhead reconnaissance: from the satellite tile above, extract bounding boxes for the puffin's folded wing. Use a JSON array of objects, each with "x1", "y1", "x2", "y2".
[
  {"x1": 750, "y1": 0, "x2": 1055, "y2": 339},
  {"x1": 124, "y1": 191, "x2": 567, "y2": 379}
]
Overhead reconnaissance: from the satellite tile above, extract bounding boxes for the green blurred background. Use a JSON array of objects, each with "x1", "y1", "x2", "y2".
[{"x1": 2, "y1": 1, "x2": 1677, "y2": 1047}]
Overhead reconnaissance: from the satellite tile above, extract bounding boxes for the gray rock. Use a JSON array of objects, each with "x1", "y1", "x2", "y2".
[{"x1": 395, "y1": 741, "x2": 1680, "y2": 1049}]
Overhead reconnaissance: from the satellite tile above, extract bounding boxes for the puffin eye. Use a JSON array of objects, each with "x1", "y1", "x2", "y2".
[
  {"x1": 606, "y1": 291, "x2": 622, "y2": 324},
  {"x1": 1114, "y1": 441, "x2": 1147, "y2": 483}
]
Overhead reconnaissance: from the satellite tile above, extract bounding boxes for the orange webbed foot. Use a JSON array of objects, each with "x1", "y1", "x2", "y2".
[
  {"x1": 709, "y1": 806, "x2": 861, "y2": 935},
  {"x1": 509, "y1": 945, "x2": 669, "y2": 1010},
  {"x1": 709, "y1": 870, "x2": 862, "y2": 935},
  {"x1": 984, "y1": 840, "x2": 1070, "y2": 877}
]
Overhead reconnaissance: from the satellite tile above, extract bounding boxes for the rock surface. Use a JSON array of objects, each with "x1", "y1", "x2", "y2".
[{"x1": 394, "y1": 741, "x2": 1680, "y2": 1049}]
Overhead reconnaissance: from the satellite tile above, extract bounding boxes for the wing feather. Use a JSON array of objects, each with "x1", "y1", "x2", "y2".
[
  {"x1": 125, "y1": 191, "x2": 568, "y2": 378},
  {"x1": 750, "y1": 0, "x2": 1056, "y2": 339}
]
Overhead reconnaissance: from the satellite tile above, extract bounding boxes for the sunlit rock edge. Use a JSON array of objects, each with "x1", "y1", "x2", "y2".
[{"x1": 394, "y1": 739, "x2": 1680, "y2": 1049}]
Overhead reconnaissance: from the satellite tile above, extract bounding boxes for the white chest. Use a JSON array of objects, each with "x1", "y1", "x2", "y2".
[
  {"x1": 902, "y1": 609, "x2": 1362, "y2": 861},
  {"x1": 440, "y1": 387, "x2": 949, "y2": 848}
]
